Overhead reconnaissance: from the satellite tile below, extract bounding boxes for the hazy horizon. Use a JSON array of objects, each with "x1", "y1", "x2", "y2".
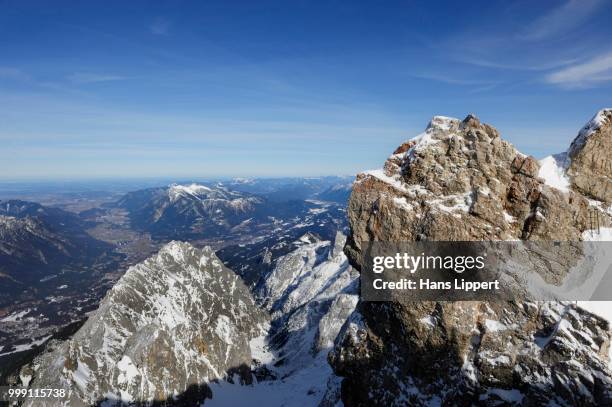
[{"x1": 2, "y1": 0, "x2": 611, "y2": 179}]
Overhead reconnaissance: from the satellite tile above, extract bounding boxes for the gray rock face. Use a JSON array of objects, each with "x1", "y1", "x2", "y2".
[
  {"x1": 258, "y1": 232, "x2": 358, "y2": 372},
  {"x1": 330, "y1": 113, "x2": 612, "y2": 406},
  {"x1": 203, "y1": 232, "x2": 358, "y2": 406},
  {"x1": 20, "y1": 241, "x2": 266, "y2": 406},
  {"x1": 568, "y1": 108, "x2": 612, "y2": 202}
]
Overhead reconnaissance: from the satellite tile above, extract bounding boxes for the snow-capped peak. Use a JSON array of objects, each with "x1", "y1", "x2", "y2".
[
  {"x1": 568, "y1": 108, "x2": 612, "y2": 157},
  {"x1": 426, "y1": 115, "x2": 460, "y2": 132},
  {"x1": 168, "y1": 183, "x2": 213, "y2": 201},
  {"x1": 21, "y1": 241, "x2": 266, "y2": 405}
]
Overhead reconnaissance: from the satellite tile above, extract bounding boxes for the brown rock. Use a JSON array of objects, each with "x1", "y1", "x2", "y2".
[
  {"x1": 331, "y1": 112, "x2": 612, "y2": 406},
  {"x1": 567, "y1": 109, "x2": 612, "y2": 202}
]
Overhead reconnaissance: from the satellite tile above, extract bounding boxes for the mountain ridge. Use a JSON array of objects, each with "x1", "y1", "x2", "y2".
[{"x1": 330, "y1": 110, "x2": 612, "y2": 406}]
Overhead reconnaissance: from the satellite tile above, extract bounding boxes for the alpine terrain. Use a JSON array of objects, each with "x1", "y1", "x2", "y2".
[
  {"x1": 17, "y1": 232, "x2": 357, "y2": 405},
  {"x1": 18, "y1": 242, "x2": 267, "y2": 406},
  {"x1": 330, "y1": 110, "x2": 612, "y2": 405},
  {"x1": 0, "y1": 200, "x2": 118, "y2": 306},
  {"x1": 115, "y1": 183, "x2": 344, "y2": 242}
]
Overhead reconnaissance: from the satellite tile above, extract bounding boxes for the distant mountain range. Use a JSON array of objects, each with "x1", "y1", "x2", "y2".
[
  {"x1": 115, "y1": 181, "x2": 351, "y2": 241},
  {"x1": 0, "y1": 200, "x2": 120, "y2": 308},
  {"x1": 221, "y1": 176, "x2": 353, "y2": 202}
]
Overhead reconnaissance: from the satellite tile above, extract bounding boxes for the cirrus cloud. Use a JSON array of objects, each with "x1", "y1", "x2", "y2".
[
  {"x1": 546, "y1": 52, "x2": 612, "y2": 88},
  {"x1": 67, "y1": 72, "x2": 125, "y2": 84}
]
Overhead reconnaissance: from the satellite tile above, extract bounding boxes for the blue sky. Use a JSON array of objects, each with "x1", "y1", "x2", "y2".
[{"x1": 0, "y1": 0, "x2": 611, "y2": 179}]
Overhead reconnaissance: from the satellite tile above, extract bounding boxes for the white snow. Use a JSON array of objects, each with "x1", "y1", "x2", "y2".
[
  {"x1": 208, "y1": 234, "x2": 356, "y2": 406},
  {"x1": 0, "y1": 335, "x2": 51, "y2": 356},
  {"x1": 72, "y1": 360, "x2": 92, "y2": 393},
  {"x1": 427, "y1": 115, "x2": 460, "y2": 132},
  {"x1": 503, "y1": 211, "x2": 516, "y2": 224},
  {"x1": 538, "y1": 153, "x2": 570, "y2": 192},
  {"x1": 582, "y1": 227, "x2": 612, "y2": 241},
  {"x1": 208, "y1": 356, "x2": 335, "y2": 407},
  {"x1": 116, "y1": 355, "x2": 140, "y2": 394},
  {"x1": 587, "y1": 199, "x2": 612, "y2": 216},
  {"x1": 1, "y1": 308, "x2": 31, "y2": 322},
  {"x1": 484, "y1": 319, "x2": 508, "y2": 332},
  {"x1": 403, "y1": 116, "x2": 459, "y2": 161},
  {"x1": 577, "y1": 302, "x2": 612, "y2": 324},
  {"x1": 168, "y1": 183, "x2": 212, "y2": 201},
  {"x1": 215, "y1": 315, "x2": 236, "y2": 345},
  {"x1": 431, "y1": 192, "x2": 473, "y2": 216},
  {"x1": 568, "y1": 108, "x2": 612, "y2": 157},
  {"x1": 393, "y1": 196, "x2": 413, "y2": 211},
  {"x1": 419, "y1": 315, "x2": 436, "y2": 328},
  {"x1": 248, "y1": 330, "x2": 275, "y2": 365},
  {"x1": 360, "y1": 169, "x2": 428, "y2": 196},
  {"x1": 505, "y1": 240, "x2": 611, "y2": 303}
]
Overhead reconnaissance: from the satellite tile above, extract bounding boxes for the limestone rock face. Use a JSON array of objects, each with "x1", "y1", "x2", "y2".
[
  {"x1": 568, "y1": 108, "x2": 612, "y2": 202},
  {"x1": 21, "y1": 242, "x2": 267, "y2": 406},
  {"x1": 330, "y1": 113, "x2": 612, "y2": 406}
]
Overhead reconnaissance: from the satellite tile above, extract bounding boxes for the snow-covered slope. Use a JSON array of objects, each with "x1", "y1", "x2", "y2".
[
  {"x1": 116, "y1": 183, "x2": 265, "y2": 239},
  {"x1": 0, "y1": 200, "x2": 118, "y2": 311},
  {"x1": 20, "y1": 242, "x2": 266, "y2": 406},
  {"x1": 538, "y1": 152, "x2": 570, "y2": 192},
  {"x1": 116, "y1": 183, "x2": 331, "y2": 241},
  {"x1": 209, "y1": 232, "x2": 358, "y2": 406},
  {"x1": 166, "y1": 183, "x2": 262, "y2": 211}
]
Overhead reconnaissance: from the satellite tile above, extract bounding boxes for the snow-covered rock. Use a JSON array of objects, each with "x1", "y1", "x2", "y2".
[
  {"x1": 331, "y1": 112, "x2": 612, "y2": 406},
  {"x1": 209, "y1": 232, "x2": 358, "y2": 406},
  {"x1": 568, "y1": 108, "x2": 612, "y2": 158},
  {"x1": 20, "y1": 241, "x2": 266, "y2": 406},
  {"x1": 567, "y1": 108, "x2": 612, "y2": 202}
]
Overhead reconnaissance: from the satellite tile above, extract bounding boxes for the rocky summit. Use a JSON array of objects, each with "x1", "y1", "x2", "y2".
[
  {"x1": 330, "y1": 111, "x2": 612, "y2": 406},
  {"x1": 19, "y1": 241, "x2": 266, "y2": 406}
]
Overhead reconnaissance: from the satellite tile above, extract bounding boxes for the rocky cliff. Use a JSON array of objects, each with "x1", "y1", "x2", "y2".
[
  {"x1": 20, "y1": 241, "x2": 266, "y2": 406},
  {"x1": 207, "y1": 232, "x2": 358, "y2": 406},
  {"x1": 330, "y1": 111, "x2": 612, "y2": 405}
]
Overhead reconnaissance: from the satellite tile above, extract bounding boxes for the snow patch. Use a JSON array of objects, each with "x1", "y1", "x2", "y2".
[
  {"x1": 568, "y1": 108, "x2": 612, "y2": 157},
  {"x1": 582, "y1": 227, "x2": 612, "y2": 241},
  {"x1": 168, "y1": 183, "x2": 212, "y2": 201},
  {"x1": 484, "y1": 319, "x2": 508, "y2": 332},
  {"x1": 538, "y1": 152, "x2": 570, "y2": 192}
]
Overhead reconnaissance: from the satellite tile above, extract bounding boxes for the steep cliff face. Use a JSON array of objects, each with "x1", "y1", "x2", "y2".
[
  {"x1": 330, "y1": 112, "x2": 612, "y2": 406},
  {"x1": 20, "y1": 242, "x2": 266, "y2": 406},
  {"x1": 258, "y1": 232, "x2": 358, "y2": 375},
  {"x1": 208, "y1": 232, "x2": 358, "y2": 406},
  {"x1": 568, "y1": 109, "x2": 612, "y2": 202}
]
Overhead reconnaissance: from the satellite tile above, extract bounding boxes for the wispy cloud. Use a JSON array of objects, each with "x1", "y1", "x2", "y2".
[
  {"x1": 546, "y1": 52, "x2": 612, "y2": 88},
  {"x1": 67, "y1": 72, "x2": 125, "y2": 84},
  {"x1": 150, "y1": 18, "x2": 171, "y2": 35},
  {"x1": 519, "y1": 0, "x2": 603, "y2": 41},
  {"x1": 459, "y1": 57, "x2": 577, "y2": 72},
  {"x1": 0, "y1": 67, "x2": 30, "y2": 81},
  {"x1": 410, "y1": 72, "x2": 498, "y2": 86}
]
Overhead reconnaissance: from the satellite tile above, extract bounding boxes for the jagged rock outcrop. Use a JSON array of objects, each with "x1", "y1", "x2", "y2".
[
  {"x1": 20, "y1": 242, "x2": 266, "y2": 406},
  {"x1": 204, "y1": 232, "x2": 358, "y2": 406},
  {"x1": 330, "y1": 112, "x2": 612, "y2": 406},
  {"x1": 567, "y1": 109, "x2": 612, "y2": 202},
  {"x1": 258, "y1": 232, "x2": 358, "y2": 372}
]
